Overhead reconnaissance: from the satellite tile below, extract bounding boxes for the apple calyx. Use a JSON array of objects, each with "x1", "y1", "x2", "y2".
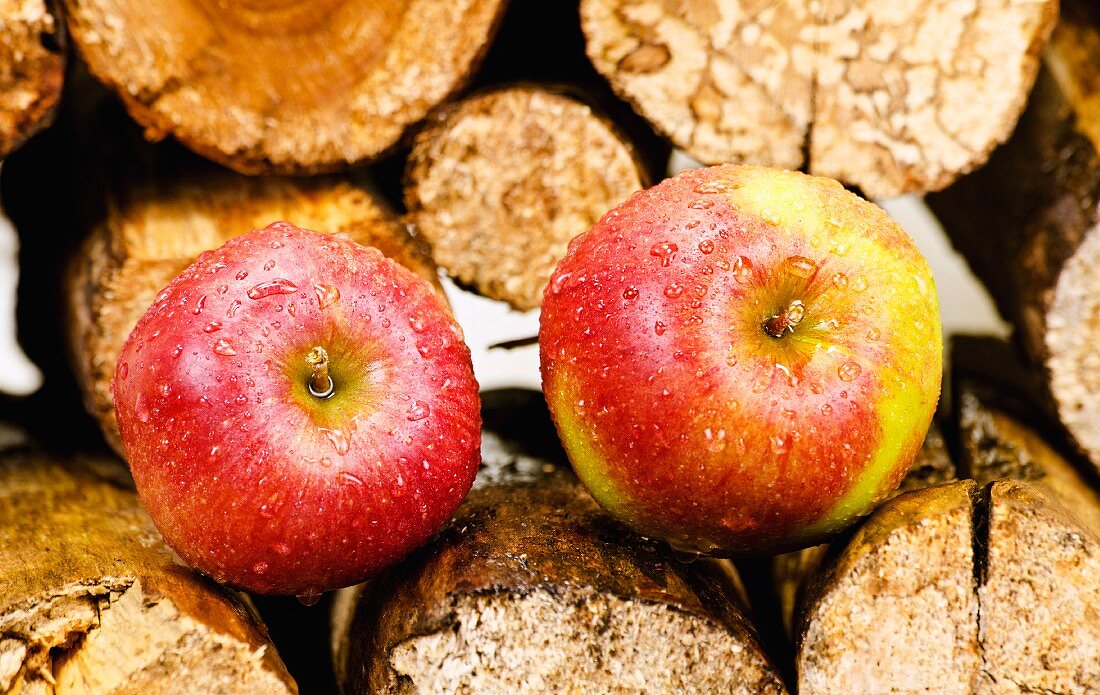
[
  {"x1": 306, "y1": 346, "x2": 335, "y2": 399},
  {"x1": 763, "y1": 299, "x2": 806, "y2": 339}
]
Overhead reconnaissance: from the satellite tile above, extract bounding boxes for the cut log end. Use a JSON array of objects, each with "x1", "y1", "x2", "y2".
[
  {"x1": 0, "y1": 0, "x2": 64, "y2": 159},
  {"x1": 380, "y1": 588, "x2": 781, "y2": 694},
  {"x1": 67, "y1": 162, "x2": 437, "y2": 455},
  {"x1": 406, "y1": 85, "x2": 647, "y2": 310},
  {"x1": 581, "y1": 0, "x2": 1056, "y2": 198},
  {"x1": 797, "y1": 481, "x2": 980, "y2": 694},
  {"x1": 60, "y1": 0, "x2": 508, "y2": 173}
]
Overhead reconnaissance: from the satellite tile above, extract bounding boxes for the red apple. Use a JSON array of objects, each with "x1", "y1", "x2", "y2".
[
  {"x1": 112, "y1": 222, "x2": 481, "y2": 596},
  {"x1": 540, "y1": 165, "x2": 942, "y2": 555}
]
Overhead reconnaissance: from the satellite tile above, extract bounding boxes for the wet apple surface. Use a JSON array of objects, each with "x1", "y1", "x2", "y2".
[
  {"x1": 540, "y1": 165, "x2": 942, "y2": 555},
  {"x1": 113, "y1": 223, "x2": 481, "y2": 595}
]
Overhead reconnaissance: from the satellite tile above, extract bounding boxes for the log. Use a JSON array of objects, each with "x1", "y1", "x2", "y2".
[
  {"x1": 334, "y1": 389, "x2": 786, "y2": 694},
  {"x1": 0, "y1": 0, "x2": 64, "y2": 159},
  {"x1": 58, "y1": 0, "x2": 509, "y2": 174},
  {"x1": 927, "y1": 0, "x2": 1100, "y2": 471},
  {"x1": 66, "y1": 138, "x2": 438, "y2": 455},
  {"x1": 404, "y1": 85, "x2": 648, "y2": 310},
  {"x1": 773, "y1": 421, "x2": 954, "y2": 638},
  {"x1": 0, "y1": 435, "x2": 295, "y2": 692},
  {"x1": 580, "y1": 0, "x2": 1057, "y2": 198}
]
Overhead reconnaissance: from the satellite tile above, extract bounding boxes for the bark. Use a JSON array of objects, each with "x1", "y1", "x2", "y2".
[
  {"x1": 404, "y1": 85, "x2": 648, "y2": 310},
  {"x1": 927, "y1": 1, "x2": 1100, "y2": 471},
  {"x1": 0, "y1": 437, "x2": 295, "y2": 693},
  {"x1": 65, "y1": 136, "x2": 438, "y2": 455},
  {"x1": 58, "y1": 0, "x2": 509, "y2": 174},
  {"x1": 581, "y1": 0, "x2": 1057, "y2": 198},
  {"x1": 0, "y1": 0, "x2": 64, "y2": 159},
  {"x1": 334, "y1": 389, "x2": 786, "y2": 694}
]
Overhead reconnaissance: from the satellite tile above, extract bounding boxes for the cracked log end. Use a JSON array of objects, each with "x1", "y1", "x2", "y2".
[
  {"x1": 0, "y1": 452, "x2": 294, "y2": 693},
  {"x1": 405, "y1": 85, "x2": 647, "y2": 310},
  {"x1": 58, "y1": 0, "x2": 508, "y2": 174},
  {"x1": 796, "y1": 481, "x2": 981, "y2": 693},
  {"x1": 0, "y1": 0, "x2": 64, "y2": 159},
  {"x1": 581, "y1": 0, "x2": 1056, "y2": 198},
  {"x1": 66, "y1": 156, "x2": 438, "y2": 456},
  {"x1": 927, "y1": 3, "x2": 1100, "y2": 473},
  {"x1": 335, "y1": 393, "x2": 786, "y2": 694}
]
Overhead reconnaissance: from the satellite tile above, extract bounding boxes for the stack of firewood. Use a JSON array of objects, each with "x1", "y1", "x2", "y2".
[{"x1": 1, "y1": 0, "x2": 1098, "y2": 692}]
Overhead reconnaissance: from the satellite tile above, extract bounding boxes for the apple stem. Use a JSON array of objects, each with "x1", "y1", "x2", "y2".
[
  {"x1": 306, "y1": 346, "x2": 334, "y2": 399},
  {"x1": 764, "y1": 300, "x2": 806, "y2": 338}
]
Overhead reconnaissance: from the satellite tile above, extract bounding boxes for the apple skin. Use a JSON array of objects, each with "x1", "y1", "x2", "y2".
[
  {"x1": 539, "y1": 165, "x2": 942, "y2": 555},
  {"x1": 112, "y1": 223, "x2": 481, "y2": 595}
]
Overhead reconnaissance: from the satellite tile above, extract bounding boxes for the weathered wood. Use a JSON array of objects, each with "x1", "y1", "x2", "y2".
[
  {"x1": 335, "y1": 389, "x2": 786, "y2": 694},
  {"x1": 0, "y1": 0, "x2": 64, "y2": 159},
  {"x1": 0, "y1": 437, "x2": 296, "y2": 693},
  {"x1": 927, "y1": 1, "x2": 1100, "y2": 471},
  {"x1": 582, "y1": 0, "x2": 1056, "y2": 198},
  {"x1": 65, "y1": 137, "x2": 437, "y2": 455},
  {"x1": 58, "y1": 0, "x2": 508, "y2": 174},
  {"x1": 405, "y1": 85, "x2": 647, "y2": 310}
]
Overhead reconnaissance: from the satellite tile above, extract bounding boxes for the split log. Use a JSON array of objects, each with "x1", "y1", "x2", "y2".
[
  {"x1": 0, "y1": 0, "x2": 64, "y2": 159},
  {"x1": 0, "y1": 437, "x2": 295, "y2": 692},
  {"x1": 334, "y1": 389, "x2": 786, "y2": 694},
  {"x1": 927, "y1": 0, "x2": 1100, "y2": 471},
  {"x1": 773, "y1": 422, "x2": 954, "y2": 638},
  {"x1": 58, "y1": 0, "x2": 508, "y2": 174},
  {"x1": 405, "y1": 85, "x2": 647, "y2": 310},
  {"x1": 581, "y1": 0, "x2": 1057, "y2": 198},
  {"x1": 66, "y1": 141, "x2": 438, "y2": 455}
]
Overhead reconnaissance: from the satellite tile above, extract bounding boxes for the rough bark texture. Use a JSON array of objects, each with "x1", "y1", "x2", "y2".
[
  {"x1": 0, "y1": 0, "x2": 64, "y2": 159},
  {"x1": 581, "y1": 0, "x2": 1056, "y2": 198},
  {"x1": 405, "y1": 85, "x2": 647, "y2": 311},
  {"x1": 774, "y1": 422, "x2": 954, "y2": 637},
  {"x1": 0, "y1": 438, "x2": 296, "y2": 693},
  {"x1": 796, "y1": 481, "x2": 982, "y2": 694},
  {"x1": 335, "y1": 390, "x2": 786, "y2": 694},
  {"x1": 927, "y1": 1, "x2": 1100, "y2": 471},
  {"x1": 58, "y1": 0, "x2": 508, "y2": 174},
  {"x1": 66, "y1": 145, "x2": 438, "y2": 456}
]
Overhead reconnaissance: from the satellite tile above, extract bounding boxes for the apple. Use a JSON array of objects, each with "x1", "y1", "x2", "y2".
[
  {"x1": 112, "y1": 222, "x2": 481, "y2": 596},
  {"x1": 539, "y1": 164, "x2": 942, "y2": 555}
]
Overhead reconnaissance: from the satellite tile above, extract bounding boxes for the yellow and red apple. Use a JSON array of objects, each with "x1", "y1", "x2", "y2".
[{"x1": 539, "y1": 165, "x2": 942, "y2": 555}]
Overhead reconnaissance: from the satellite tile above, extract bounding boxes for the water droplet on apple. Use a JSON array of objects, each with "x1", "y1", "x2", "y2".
[
  {"x1": 406, "y1": 400, "x2": 431, "y2": 421},
  {"x1": 654, "y1": 320, "x2": 666, "y2": 336},
  {"x1": 296, "y1": 589, "x2": 322, "y2": 607},
  {"x1": 851, "y1": 276, "x2": 868, "y2": 293},
  {"x1": 217, "y1": 284, "x2": 229, "y2": 294},
  {"x1": 732, "y1": 256, "x2": 753, "y2": 284},
  {"x1": 253, "y1": 561, "x2": 268, "y2": 574},
  {"x1": 212, "y1": 339, "x2": 237, "y2": 356},
  {"x1": 247, "y1": 278, "x2": 299, "y2": 300},
  {"x1": 407, "y1": 313, "x2": 425, "y2": 332},
  {"x1": 119, "y1": 362, "x2": 129, "y2": 379},
  {"x1": 264, "y1": 260, "x2": 276, "y2": 271},
  {"x1": 416, "y1": 342, "x2": 431, "y2": 358},
  {"x1": 664, "y1": 283, "x2": 684, "y2": 298},
  {"x1": 784, "y1": 256, "x2": 818, "y2": 278},
  {"x1": 689, "y1": 199, "x2": 715, "y2": 210},
  {"x1": 321, "y1": 427, "x2": 351, "y2": 455},
  {"x1": 831, "y1": 272, "x2": 848, "y2": 288},
  {"x1": 821, "y1": 403, "x2": 833, "y2": 416},
  {"x1": 838, "y1": 361, "x2": 862, "y2": 382},
  {"x1": 549, "y1": 272, "x2": 572, "y2": 295},
  {"x1": 203, "y1": 321, "x2": 222, "y2": 333},
  {"x1": 622, "y1": 287, "x2": 639, "y2": 300},
  {"x1": 866, "y1": 327, "x2": 881, "y2": 341},
  {"x1": 650, "y1": 242, "x2": 678, "y2": 267},
  {"x1": 272, "y1": 542, "x2": 292, "y2": 556},
  {"x1": 704, "y1": 427, "x2": 727, "y2": 452},
  {"x1": 236, "y1": 270, "x2": 249, "y2": 280},
  {"x1": 235, "y1": 394, "x2": 247, "y2": 405},
  {"x1": 210, "y1": 261, "x2": 228, "y2": 274},
  {"x1": 693, "y1": 181, "x2": 727, "y2": 195},
  {"x1": 315, "y1": 284, "x2": 341, "y2": 310},
  {"x1": 226, "y1": 300, "x2": 242, "y2": 318},
  {"x1": 135, "y1": 393, "x2": 151, "y2": 423},
  {"x1": 193, "y1": 295, "x2": 206, "y2": 315},
  {"x1": 698, "y1": 240, "x2": 714, "y2": 254},
  {"x1": 770, "y1": 435, "x2": 789, "y2": 454}
]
